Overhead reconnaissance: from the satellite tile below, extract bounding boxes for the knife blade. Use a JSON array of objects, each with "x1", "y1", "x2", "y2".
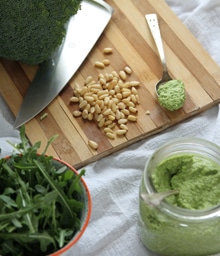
[{"x1": 14, "y1": 0, "x2": 113, "y2": 128}]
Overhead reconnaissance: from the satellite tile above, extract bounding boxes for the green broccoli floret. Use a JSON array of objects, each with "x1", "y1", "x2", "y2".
[{"x1": 0, "y1": 0, "x2": 81, "y2": 65}]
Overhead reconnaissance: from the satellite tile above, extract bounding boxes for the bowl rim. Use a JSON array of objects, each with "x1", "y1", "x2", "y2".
[{"x1": 49, "y1": 156, "x2": 92, "y2": 255}]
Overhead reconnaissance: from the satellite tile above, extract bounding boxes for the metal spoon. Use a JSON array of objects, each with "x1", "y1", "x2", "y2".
[
  {"x1": 141, "y1": 189, "x2": 179, "y2": 207},
  {"x1": 145, "y1": 14, "x2": 173, "y2": 96}
]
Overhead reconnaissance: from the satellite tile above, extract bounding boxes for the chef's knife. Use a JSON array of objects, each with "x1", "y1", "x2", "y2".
[{"x1": 14, "y1": 0, "x2": 113, "y2": 128}]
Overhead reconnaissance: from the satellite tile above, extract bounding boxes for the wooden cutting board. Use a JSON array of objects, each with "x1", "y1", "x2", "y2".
[{"x1": 1, "y1": 0, "x2": 220, "y2": 169}]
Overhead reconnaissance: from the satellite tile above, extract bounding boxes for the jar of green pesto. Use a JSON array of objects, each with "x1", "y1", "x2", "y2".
[{"x1": 138, "y1": 138, "x2": 220, "y2": 256}]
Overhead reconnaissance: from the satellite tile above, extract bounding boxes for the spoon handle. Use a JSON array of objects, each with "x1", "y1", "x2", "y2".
[
  {"x1": 141, "y1": 189, "x2": 179, "y2": 207},
  {"x1": 145, "y1": 14, "x2": 168, "y2": 73}
]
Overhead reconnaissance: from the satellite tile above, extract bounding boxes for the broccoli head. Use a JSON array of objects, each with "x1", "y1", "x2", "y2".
[{"x1": 0, "y1": 0, "x2": 81, "y2": 65}]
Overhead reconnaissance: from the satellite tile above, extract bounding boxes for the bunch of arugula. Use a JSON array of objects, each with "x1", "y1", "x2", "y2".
[{"x1": 0, "y1": 126, "x2": 86, "y2": 256}]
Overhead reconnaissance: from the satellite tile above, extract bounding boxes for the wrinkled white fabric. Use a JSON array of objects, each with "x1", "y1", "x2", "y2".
[{"x1": 1, "y1": 1, "x2": 220, "y2": 256}]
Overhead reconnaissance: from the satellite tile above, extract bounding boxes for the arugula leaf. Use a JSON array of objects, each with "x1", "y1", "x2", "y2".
[{"x1": 0, "y1": 126, "x2": 86, "y2": 256}]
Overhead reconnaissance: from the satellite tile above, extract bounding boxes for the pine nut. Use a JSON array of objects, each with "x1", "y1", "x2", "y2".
[
  {"x1": 122, "y1": 97, "x2": 131, "y2": 104},
  {"x1": 124, "y1": 66, "x2": 132, "y2": 74},
  {"x1": 105, "y1": 73, "x2": 114, "y2": 82},
  {"x1": 104, "y1": 127, "x2": 114, "y2": 133},
  {"x1": 129, "y1": 106, "x2": 138, "y2": 113},
  {"x1": 74, "y1": 82, "x2": 80, "y2": 90},
  {"x1": 98, "y1": 117, "x2": 105, "y2": 127},
  {"x1": 118, "y1": 118, "x2": 128, "y2": 124},
  {"x1": 102, "y1": 59, "x2": 110, "y2": 65},
  {"x1": 118, "y1": 102, "x2": 126, "y2": 109},
  {"x1": 121, "y1": 109, "x2": 130, "y2": 115},
  {"x1": 136, "y1": 95, "x2": 140, "y2": 104},
  {"x1": 116, "y1": 110, "x2": 121, "y2": 120},
  {"x1": 84, "y1": 96, "x2": 94, "y2": 102},
  {"x1": 128, "y1": 115, "x2": 137, "y2": 122},
  {"x1": 116, "y1": 129, "x2": 127, "y2": 136},
  {"x1": 131, "y1": 87, "x2": 138, "y2": 95},
  {"x1": 73, "y1": 110, "x2": 82, "y2": 117},
  {"x1": 95, "y1": 104, "x2": 101, "y2": 114},
  {"x1": 104, "y1": 96, "x2": 110, "y2": 105},
  {"x1": 91, "y1": 83, "x2": 102, "y2": 89},
  {"x1": 108, "y1": 123, "x2": 116, "y2": 129},
  {"x1": 116, "y1": 93, "x2": 122, "y2": 100},
  {"x1": 70, "y1": 96, "x2": 79, "y2": 103},
  {"x1": 88, "y1": 113, "x2": 93, "y2": 120},
  {"x1": 94, "y1": 61, "x2": 105, "y2": 69},
  {"x1": 85, "y1": 76, "x2": 93, "y2": 85},
  {"x1": 127, "y1": 101, "x2": 135, "y2": 107},
  {"x1": 122, "y1": 91, "x2": 131, "y2": 98},
  {"x1": 115, "y1": 85, "x2": 120, "y2": 93},
  {"x1": 106, "y1": 132, "x2": 115, "y2": 139},
  {"x1": 129, "y1": 81, "x2": 140, "y2": 87},
  {"x1": 79, "y1": 100, "x2": 87, "y2": 109},
  {"x1": 104, "y1": 120, "x2": 113, "y2": 126},
  {"x1": 82, "y1": 109, "x2": 88, "y2": 119},
  {"x1": 120, "y1": 112, "x2": 125, "y2": 119},
  {"x1": 119, "y1": 70, "x2": 126, "y2": 80},
  {"x1": 111, "y1": 70, "x2": 119, "y2": 77},
  {"x1": 120, "y1": 124, "x2": 128, "y2": 130},
  {"x1": 103, "y1": 108, "x2": 111, "y2": 116},
  {"x1": 131, "y1": 94, "x2": 137, "y2": 103},
  {"x1": 108, "y1": 114, "x2": 115, "y2": 121},
  {"x1": 99, "y1": 93, "x2": 109, "y2": 100},
  {"x1": 103, "y1": 47, "x2": 113, "y2": 54},
  {"x1": 98, "y1": 90, "x2": 108, "y2": 96},
  {"x1": 111, "y1": 102, "x2": 117, "y2": 112},
  {"x1": 90, "y1": 106, "x2": 95, "y2": 114},
  {"x1": 99, "y1": 77, "x2": 106, "y2": 85},
  {"x1": 88, "y1": 140, "x2": 98, "y2": 150},
  {"x1": 97, "y1": 113, "x2": 103, "y2": 122}
]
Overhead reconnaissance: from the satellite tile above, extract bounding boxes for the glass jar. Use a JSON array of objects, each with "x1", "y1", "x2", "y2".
[{"x1": 138, "y1": 138, "x2": 220, "y2": 256}]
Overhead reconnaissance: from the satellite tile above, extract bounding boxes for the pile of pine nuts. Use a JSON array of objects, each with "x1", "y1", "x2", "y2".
[{"x1": 70, "y1": 48, "x2": 140, "y2": 149}]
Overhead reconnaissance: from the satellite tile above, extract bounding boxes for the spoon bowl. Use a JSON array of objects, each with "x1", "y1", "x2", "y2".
[{"x1": 155, "y1": 70, "x2": 173, "y2": 97}]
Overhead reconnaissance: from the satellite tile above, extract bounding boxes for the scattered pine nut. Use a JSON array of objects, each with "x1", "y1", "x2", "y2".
[
  {"x1": 94, "y1": 61, "x2": 105, "y2": 69},
  {"x1": 88, "y1": 140, "x2": 98, "y2": 150},
  {"x1": 124, "y1": 66, "x2": 132, "y2": 75},
  {"x1": 146, "y1": 110, "x2": 150, "y2": 115},
  {"x1": 102, "y1": 59, "x2": 110, "y2": 66},
  {"x1": 103, "y1": 47, "x2": 113, "y2": 54}
]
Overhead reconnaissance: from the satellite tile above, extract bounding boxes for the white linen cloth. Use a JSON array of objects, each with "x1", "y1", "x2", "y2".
[{"x1": 1, "y1": 1, "x2": 220, "y2": 255}]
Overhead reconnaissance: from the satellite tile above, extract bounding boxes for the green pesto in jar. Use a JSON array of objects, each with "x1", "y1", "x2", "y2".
[
  {"x1": 152, "y1": 154, "x2": 220, "y2": 210},
  {"x1": 158, "y1": 79, "x2": 186, "y2": 111}
]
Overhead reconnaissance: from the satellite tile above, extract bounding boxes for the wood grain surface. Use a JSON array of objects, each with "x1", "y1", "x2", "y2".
[{"x1": 1, "y1": 0, "x2": 220, "y2": 169}]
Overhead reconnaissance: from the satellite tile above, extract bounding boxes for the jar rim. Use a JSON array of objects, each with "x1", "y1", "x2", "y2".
[{"x1": 143, "y1": 137, "x2": 220, "y2": 221}]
